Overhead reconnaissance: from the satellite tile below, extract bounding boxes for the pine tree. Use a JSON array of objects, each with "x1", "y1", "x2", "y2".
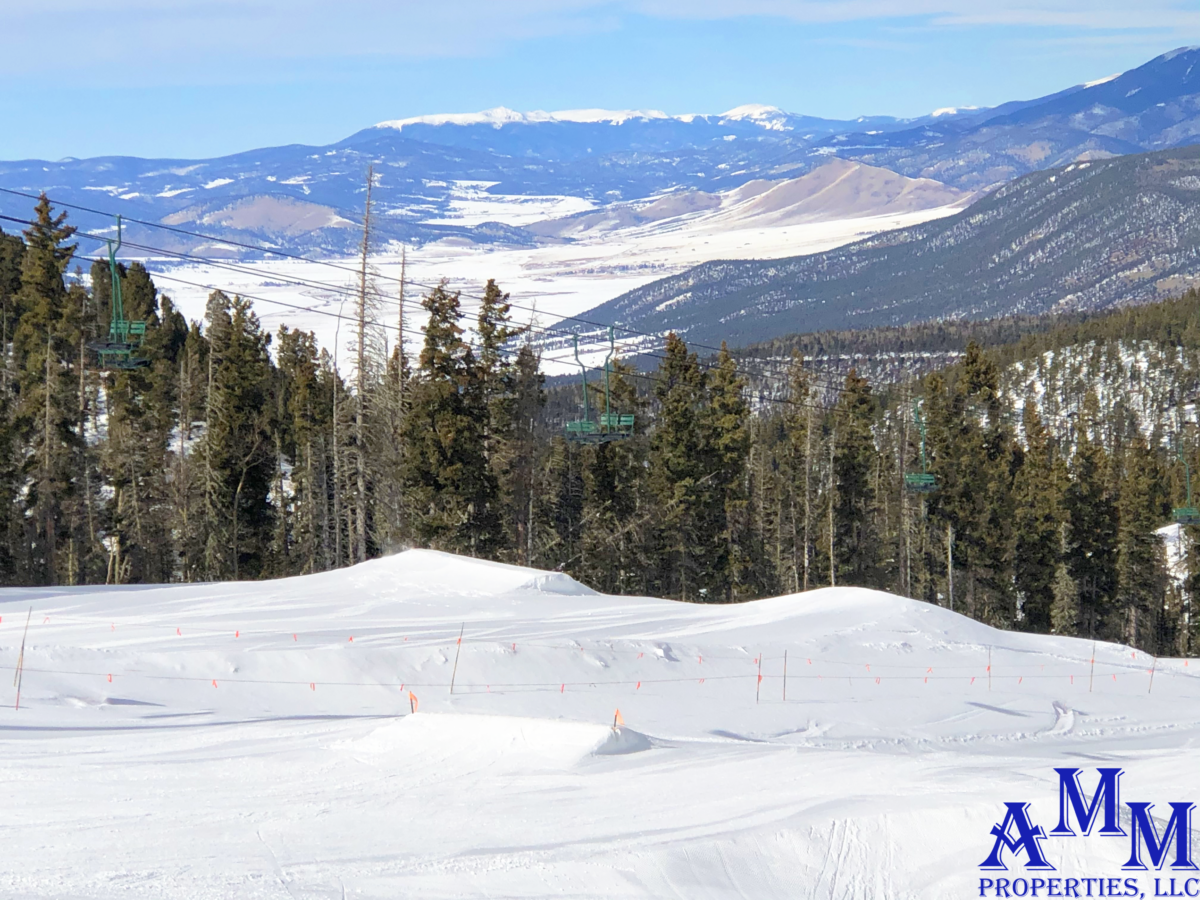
[
  {"x1": 507, "y1": 344, "x2": 545, "y2": 565},
  {"x1": 401, "y1": 283, "x2": 500, "y2": 555},
  {"x1": 785, "y1": 353, "x2": 816, "y2": 592},
  {"x1": 1051, "y1": 560, "x2": 1081, "y2": 634},
  {"x1": 1064, "y1": 433, "x2": 1118, "y2": 640},
  {"x1": 1012, "y1": 401, "x2": 1063, "y2": 631},
  {"x1": 647, "y1": 333, "x2": 713, "y2": 601},
  {"x1": 831, "y1": 368, "x2": 879, "y2": 587},
  {"x1": 12, "y1": 196, "x2": 81, "y2": 583},
  {"x1": 200, "y1": 293, "x2": 276, "y2": 580},
  {"x1": 705, "y1": 344, "x2": 761, "y2": 599},
  {"x1": 1114, "y1": 438, "x2": 1167, "y2": 649}
]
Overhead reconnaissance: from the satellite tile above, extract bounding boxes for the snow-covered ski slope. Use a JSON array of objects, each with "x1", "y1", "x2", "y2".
[{"x1": 0, "y1": 550, "x2": 1194, "y2": 898}]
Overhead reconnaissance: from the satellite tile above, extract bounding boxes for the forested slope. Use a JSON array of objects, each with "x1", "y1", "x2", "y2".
[{"x1": 587, "y1": 146, "x2": 1200, "y2": 346}]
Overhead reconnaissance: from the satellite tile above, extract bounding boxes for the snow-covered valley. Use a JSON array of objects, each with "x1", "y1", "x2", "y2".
[
  {"x1": 0, "y1": 550, "x2": 1194, "y2": 898},
  {"x1": 146, "y1": 169, "x2": 964, "y2": 369}
]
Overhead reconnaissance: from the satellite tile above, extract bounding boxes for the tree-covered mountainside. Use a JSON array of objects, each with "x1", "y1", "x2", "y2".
[{"x1": 587, "y1": 145, "x2": 1200, "y2": 347}]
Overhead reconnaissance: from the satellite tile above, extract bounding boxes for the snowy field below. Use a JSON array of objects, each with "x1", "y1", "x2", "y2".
[
  {"x1": 146, "y1": 203, "x2": 960, "y2": 372},
  {"x1": 0, "y1": 550, "x2": 1194, "y2": 898}
]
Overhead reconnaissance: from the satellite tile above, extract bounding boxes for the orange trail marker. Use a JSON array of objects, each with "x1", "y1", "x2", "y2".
[
  {"x1": 926, "y1": 667, "x2": 933, "y2": 673},
  {"x1": 293, "y1": 634, "x2": 297, "y2": 641},
  {"x1": 699, "y1": 678, "x2": 705, "y2": 684},
  {"x1": 235, "y1": 631, "x2": 239, "y2": 638},
  {"x1": 176, "y1": 628, "x2": 181, "y2": 636},
  {"x1": 107, "y1": 674, "x2": 112, "y2": 683},
  {"x1": 613, "y1": 709, "x2": 624, "y2": 728},
  {"x1": 310, "y1": 683, "x2": 315, "y2": 691},
  {"x1": 400, "y1": 683, "x2": 404, "y2": 691},
  {"x1": 698, "y1": 654, "x2": 702, "y2": 664},
  {"x1": 636, "y1": 681, "x2": 641, "y2": 690},
  {"x1": 560, "y1": 684, "x2": 564, "y2": 694},
  {"x1": 637, "y1": 652, "x2": 643, "y2": 659},
  {"x1": 512, "y1": 642, "x2": 515, "y2": 651},
  {"x1": 408, "y1": 691, "x2": 418, "y2": 713},
  {"x1": 1018, "y1": 676, "x2": 1023, "y2": 684},
  {"x1": 924, "y1": 677, "x2": 927, "y2": 684},
  {"x1": 865, "y1": 664, "x2": 870, "y2": 672},
  {"x1": 807, "y1": 658, "x2": 811, "y2": 665},
  {"x1": 875, "y1": 677, "x2": 880, "y2": 685},
  {"x1": 348, "y1": 636, "x2": 353, "y2": 642},
  {"x1": 449, "y1": 622, "x2": 465, "y2": 695},
  {"x1": 970, "y1": 677, "x2": 975, "y2": 685},
  {"x1": 212, "y1": 679, "x2": 217, "y2": 688}
]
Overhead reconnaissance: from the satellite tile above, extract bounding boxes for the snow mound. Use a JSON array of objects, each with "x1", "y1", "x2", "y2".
[{"x1": 348, "y1": 713, "x2": 648, "y2": 768}]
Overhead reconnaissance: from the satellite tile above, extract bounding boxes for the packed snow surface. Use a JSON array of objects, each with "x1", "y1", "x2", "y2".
[{"x1": 0, "y1": 550, "x2": 1194, "y2": 898}]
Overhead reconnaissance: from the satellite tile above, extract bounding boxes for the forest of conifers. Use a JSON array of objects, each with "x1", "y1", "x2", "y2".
[{"x1": 2, "y1": 195, "x2": 1199, "y2": 657}]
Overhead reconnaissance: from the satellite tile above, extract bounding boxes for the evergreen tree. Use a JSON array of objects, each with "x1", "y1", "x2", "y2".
[
  {"x1": 201, "y1": 293, "x2": 276, "y2": 579},
  {"x1": 647, "y1": 333, "x2": 714, "y2": 601},
  {"x1": 12, "y1": 196, "x2": 81, "y2": 583},
  {"x1": 1114, "y1": 438, "x2": 1167, "y2": 649},
  {"x1": 831, "y1": 368, "x2": 879, "y2": 587},
  {"x1": 1064, "y1": 433, "x2": 1118, "y2": 639},
  {"x1": 1012, "y1": 401, "x2": 1063, "y2": 631},
  {"x1": 401, "y1": 284, "x2": 500, "y2": 555}
]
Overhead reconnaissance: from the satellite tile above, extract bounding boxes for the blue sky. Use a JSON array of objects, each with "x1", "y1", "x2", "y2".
[{"x1": 2, "y1": 1, "x2": 1198, "y2": 161}]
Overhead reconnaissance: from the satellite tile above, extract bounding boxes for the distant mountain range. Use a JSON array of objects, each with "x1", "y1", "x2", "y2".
[
  {"x1": 1, "y1": 47, "x2": 1199, "y2": 261},
  {"x1": 583, "y1": 144, "x2": 1200, "y2": 347}
]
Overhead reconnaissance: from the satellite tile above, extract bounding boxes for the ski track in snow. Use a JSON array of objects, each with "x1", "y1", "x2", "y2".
[{"x1": 0, "y1": 549, "x2": 1194, "y2": 897}]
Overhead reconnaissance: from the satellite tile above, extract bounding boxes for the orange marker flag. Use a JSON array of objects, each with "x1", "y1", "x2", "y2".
[
  {"x1": 235, "y1": 630, "x2": 239, "y2": 638},
  {"x1": 613, "y1": 709, "x2": 624, "y2": 728},
  {"x1": 212, "y1": 679, "x2": 218, "y2": 688},
  {"x1": 408, "y1": 691, "x2": 418, "y2": 713},
  {"x1": 636, "y1": 681, "x2": 641, "y2": 690}
]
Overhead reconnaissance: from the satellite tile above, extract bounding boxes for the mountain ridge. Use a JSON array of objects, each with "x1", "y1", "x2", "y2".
[
  {"x1": 580, "y1": 144, "x2": 1200, "y2": 347},
  {"x1": 1, "y1": 47, "x2": 1199, "y2": 264}
]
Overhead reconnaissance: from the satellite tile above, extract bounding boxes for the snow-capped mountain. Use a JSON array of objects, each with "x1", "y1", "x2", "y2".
[{"x1": 0, "y1": 46, "x2": 1198, "y2": 268}]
